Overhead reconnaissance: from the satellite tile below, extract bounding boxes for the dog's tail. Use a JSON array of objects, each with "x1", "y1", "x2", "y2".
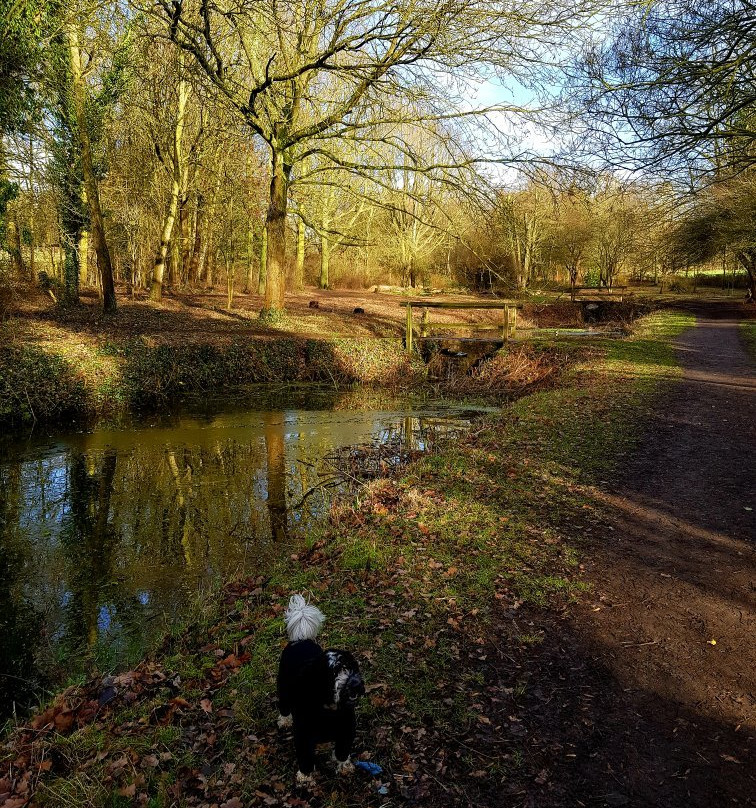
[{"x1": 285, "y1": 594, "x2": 325, "y2": 642}]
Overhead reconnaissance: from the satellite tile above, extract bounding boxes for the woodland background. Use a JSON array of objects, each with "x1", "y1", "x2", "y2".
[{"x1": 1, "y1": 0, "x2": 755, "y2": 314}]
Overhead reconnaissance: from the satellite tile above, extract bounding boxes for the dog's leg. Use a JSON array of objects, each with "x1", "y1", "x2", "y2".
[
  {"x1": 296, "y1": 769, "x2": 316, "y2": 785},
  {"x1": 294, "y1": 725, "x2": 317, "y2": 783},
  {"x1": 333, "y1": 711, "x2": 357, "y2": 774},
  {"x1": 332, "y1": 750, "x2": 355, "y2": 775}
]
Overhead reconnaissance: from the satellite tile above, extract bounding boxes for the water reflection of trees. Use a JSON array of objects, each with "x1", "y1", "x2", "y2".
[
  {"x1": 0, "y1": 463, "x2": 45, "y2": 714},
  {"x1": 60, "y1": 450, "x2": 120, "y2": 657},
  {"x1": 0, "y1": 405, "x2": 469, "y2": 712},
  {"x1": 264, "y1": 414, "x2": 288, "y2": 541}
]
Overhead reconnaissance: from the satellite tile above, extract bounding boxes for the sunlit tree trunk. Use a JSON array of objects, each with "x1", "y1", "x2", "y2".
[
  {"x1": 180, "y1": 196, "x2": 193, "y2": 281},
  {"x1": 294, "y1": 216, "x2": 305, "y2": 291},
  {"x1": 169, "y1": 233, "x2": 181, "y2": 291},
  {"x1": 262, "y1": 146, "x2": 289, "y2": 316},
  {"x1": 67, "y1": 22, "x2": 116, "y2": 312},
  {"x1": 150, "y1": 57, "x2": 189, "y2": 302},
  {"x1": 257, "y1": 225, "x2": 267, "y2": 295},
  {"x1": 77, "y1": 218, "x2": 88, "y2": 289},
  {"x1": 188, "y1": 192, "x2": 204, "y2": 286},
  {"x1": 319, "y1": 234, "x2": 331, "y2": 289}
]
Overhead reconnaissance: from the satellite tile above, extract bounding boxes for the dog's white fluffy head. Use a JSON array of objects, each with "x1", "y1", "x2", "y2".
[{"x1": 285, "y1": 594, "x2": 325, "y2": 642}]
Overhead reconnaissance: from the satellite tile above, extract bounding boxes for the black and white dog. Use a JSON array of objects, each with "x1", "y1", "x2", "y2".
[{"x1": 277, "y1": 595, "x2": 365, "y2": 783}]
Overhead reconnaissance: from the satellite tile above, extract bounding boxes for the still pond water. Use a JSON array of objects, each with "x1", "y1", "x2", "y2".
[{"x1": 0, "y1": 390, "x2": 485, "y2": 716}]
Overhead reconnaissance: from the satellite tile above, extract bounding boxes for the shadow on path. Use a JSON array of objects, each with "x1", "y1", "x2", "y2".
[{"x1": 554, "y1": 314, "x2": 755, "y2": 805}]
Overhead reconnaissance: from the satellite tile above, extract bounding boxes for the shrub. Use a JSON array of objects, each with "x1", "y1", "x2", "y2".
[{"x1": 0, "y1": 346, "x2": 87, "y2": 424}]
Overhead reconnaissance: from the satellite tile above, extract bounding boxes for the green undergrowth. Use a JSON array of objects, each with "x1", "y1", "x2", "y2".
[
  {"x1": 0, "y1": 311, "x2": 694, "y2": 807},
  {"x1": 0, "y1": 336, "x2": 425, "y2": 426}
]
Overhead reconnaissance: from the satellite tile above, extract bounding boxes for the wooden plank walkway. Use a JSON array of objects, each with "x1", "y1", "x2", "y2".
[{"x1": 399, "y1": 300, "x2": 523, "y2": 352}]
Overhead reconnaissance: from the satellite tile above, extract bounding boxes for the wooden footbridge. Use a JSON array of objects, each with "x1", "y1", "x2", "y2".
[{"x1": 400, "y1": 300, "x2": 522, "y2": 353}]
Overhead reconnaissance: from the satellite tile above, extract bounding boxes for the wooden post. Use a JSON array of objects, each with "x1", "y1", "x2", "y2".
[
  {"x1": 509, "y1": 306, "x2": 517, "y2": 339},
  {"x1": 406, "y1": 304, "x2": 414, "y2": 353},
  {"x1": 501, "y1": 305, "x2": 510, "y2": 342},
  {"x1": 420, "y1": 307, "x2": 428, "y2": 338}
]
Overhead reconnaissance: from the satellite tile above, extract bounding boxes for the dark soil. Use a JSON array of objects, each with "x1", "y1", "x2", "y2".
[{"x1": 476, "y1": 311, "x2": 755, "y2": 807}]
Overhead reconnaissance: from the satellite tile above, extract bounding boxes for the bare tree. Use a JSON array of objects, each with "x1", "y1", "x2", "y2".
[
  {"x1": 550, "y1": 188, "x2": 594, "y2": 298},
  {"x1": 497, "y1": 181, "x2": 554, "y2": 289},
  {"x1": 147, "y1": 48, "x2": 190, "y2": 301},
  {"x1": 64, "y1": 8, "x2": 119, "y2": 312},
  {"x1": 671, "y1": 176, "x2": 756, "y2": 301},
  {"x1": 148, "y1": 0, "x2": 591, "y2": 316},
  {"x1": 590, "y1": 180, "x2": 641, "y2": 288},
  {"x1": 577, "y1": 0, "x2": 756, "y2": 177}
]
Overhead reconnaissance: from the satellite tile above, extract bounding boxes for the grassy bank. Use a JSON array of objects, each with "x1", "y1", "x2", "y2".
[
  {"x1": 0, "y1": 312, "x2": 693, "y2": 808},
  {"x1": 0, "y1": 335, "x2": 426, "y2": 426}
]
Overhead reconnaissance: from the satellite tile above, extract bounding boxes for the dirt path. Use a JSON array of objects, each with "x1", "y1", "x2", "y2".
[
  {"x1": 476, "y1": 313, "x2": 755, "y2": 808},
  {"x1": 562, "y1": 313, "x2": 755, "y2": 805},
  {"x1": 586, "y1": 313, "x2": 755, "y2": 707}
]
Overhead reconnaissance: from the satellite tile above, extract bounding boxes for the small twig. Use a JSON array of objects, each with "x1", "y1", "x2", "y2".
[
  {"x1": 444, "y1": 733, "x2": 497, "y2": 760},
  {"x1": 619, "y1": 639, "x2": 659, "y2": 647},
  {"x1": 24, "y1": 388, "x2": 37, "y2": 423},
  {"x1": 291, "y1": 478, "x2": 342, "y2": 510}
]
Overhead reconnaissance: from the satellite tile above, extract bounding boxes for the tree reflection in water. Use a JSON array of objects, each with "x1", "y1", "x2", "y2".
[
  {"x1": 0, "y1": 463, "x2": 45, "y2": 715},
  {"x1": 264, "y1": 413, "x2": 288, "y2": 542}
]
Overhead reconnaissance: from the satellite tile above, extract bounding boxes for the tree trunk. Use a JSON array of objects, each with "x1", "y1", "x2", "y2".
[
  {"x1": 169, "y1": 234, "x2": 181, "y2": 291},
  {"x1": 62, "y1": 239, "x2": 80, "y2": 304},
  {"x1": 77, "y1": 226, "x2": 89, "y2": 288},
  {"x1": 257, "y1": 226, "x2": 267, "y2": 295},
  {"x1": 200, "y1": 169, "x2": 222, "y2": 287},
  {"x1": 150, "y1": 59, "x2": 188, "y2": 302},
  {"x1": 27, "y1": 139, "x2": 35, "y2": 283},
  {"x1": 180, "y1": 196, "x2": 193, "y2": 282},
  {"x1": 736, "y1": 250, "x2": 756, "y2": 302},
  {"x1": 8, "y1": 216, "x2": 25, "y2": 278},
  {"x1": 67, "y1": 23, "x2": 116, "y2": 312},
  {"x1": 205, "y1": 250, "x2": 215, "y2": 289},
  {"x1": 319, "y1": 234, "x2": 330, "y2": 289},
  {"x1": 522, "y1": 242, "x2": 532, "y2": 289},
  {"x1": 319, "y1": 200, "x2": 331, "y2": 289},
  {"x1": 262, "y1": 147, "x2": 289, "y2": 316},
  {"x1": 226, "y1": 253, "x2": 234, "y2": 310},
  {"x1": 408, "y1": 256, "x2": 417, "y2": 288},
  {"x1": 151, "y1": 194, "x2": 177, "y2": 300},
  {"x1": 568, "y1": 264, "x2": 578, "y2": 300},
  {"x1": 294, "y1": 216, "x2": 305, "y2": 291},
  {"x1": 188, "y1": 193, "x2": 204, "y2": 286},
  {"x1": 244, "y1": 217, "x2": 256, "y2": 293}
]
